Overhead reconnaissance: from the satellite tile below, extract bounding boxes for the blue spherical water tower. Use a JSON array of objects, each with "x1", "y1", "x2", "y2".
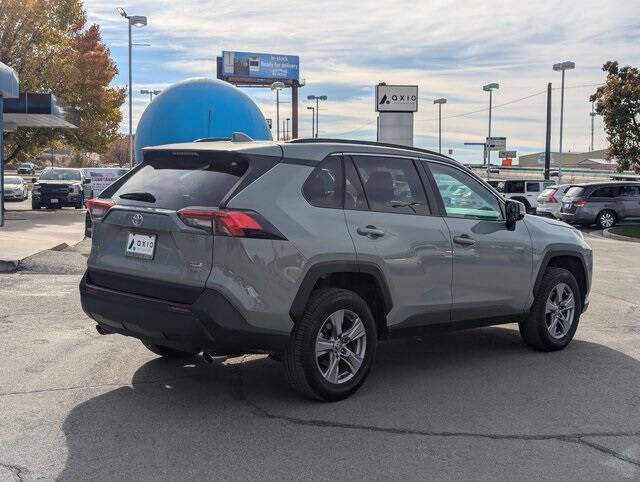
[{"x1": 134, "y1": 78, "x2": 272, "y2": 162}]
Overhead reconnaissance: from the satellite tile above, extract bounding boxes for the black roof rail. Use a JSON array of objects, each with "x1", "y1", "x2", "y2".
[{"x1": 287, "y1": 137, "x2": 453, "y2": 160}]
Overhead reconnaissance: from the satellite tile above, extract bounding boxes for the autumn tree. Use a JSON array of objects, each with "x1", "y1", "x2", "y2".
[
  {"x1": 0, "y1": 0, "x2": 125, "y2": 162},
  {"x1": 101, "y1": 135, "x2": 130, "y2": 166},
  {"x1": 590, "y1": 61, "x2": 640, "y2": 173}
]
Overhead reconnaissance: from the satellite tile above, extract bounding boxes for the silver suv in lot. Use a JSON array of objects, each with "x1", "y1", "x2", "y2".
[
  {"x1": 559, "y1": 182, "x2": 640, "y2": 228},
  {"x1": 80, "y1": 138, "x2": 593, "y2": 401}
]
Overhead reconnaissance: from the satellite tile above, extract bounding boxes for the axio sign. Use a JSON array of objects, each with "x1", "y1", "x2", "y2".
[
  {"x1": 376, "y1": 84, "x2": 418, "y2": 112},
  {"x1": 222, "y1": 51, "x2": 299, "y2": 81}
]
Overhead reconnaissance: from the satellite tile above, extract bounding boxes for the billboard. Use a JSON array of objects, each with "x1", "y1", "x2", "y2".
[
  {"x1": 221, "y1": 51, "x2": 299, "y2": 81},
  {"x1": 486, "y1": 137, "x2": 506, "y2": 151},
  {"x1": 376, "y1": 85, "x2": 418, "y2": 112}
]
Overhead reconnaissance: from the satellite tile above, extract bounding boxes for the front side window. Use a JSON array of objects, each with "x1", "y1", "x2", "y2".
[
  {"x1": 526, "y1": 182, "x2": 540, "y2": 192},
  {"x1": 344, "y1": 157, "x2": 367, "y2": 211},
  {"x1": 428, "y1": 162, "x2": 503, "y2": 220},
  {"x1": 505, "y1": 181, "x2": 525, "y2": 193},
  {"x1": 352, "y1": 156, "x2": 428, "y2": 215},
  {"x1": 302, "y1": 156, "x2": 343, "y2": 209}
]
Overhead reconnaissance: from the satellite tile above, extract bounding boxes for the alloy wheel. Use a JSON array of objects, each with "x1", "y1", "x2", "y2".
[
  {"x1": 600, "y1": 212, "x2": 614, "y2": 228},
  {"x1": 545, "y1": 282, "x2": 576, "y2": 339},
  {"x1": 315, "y1": 309, "x2": 367, "y2": 384}
]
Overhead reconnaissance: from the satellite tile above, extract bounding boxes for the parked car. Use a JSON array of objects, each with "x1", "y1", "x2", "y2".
[
  {"x1": 558, "y1": 182, "x2": 640, "y2": 228},
  {"x1": 31, "y1": 167, "x2": 90, "y2": 209},
  {"x1": 536, "y1": 184, "x2": 571, "y2": 219},
  {"x1": 80, "y1": 138, "x2": 592, "y2": 401},
  {"x1": 495, "y1": 179, "x2": 555, "y2": 213},
  {"x1": 17, "y1": 162, "x2": 35, "y2": 175},
  {"x1": 3, "y1": 176, "x2": 29, "y2": 201},
  {"x1": 82, "y1": 167, "x2": 128, "y2": 237}
]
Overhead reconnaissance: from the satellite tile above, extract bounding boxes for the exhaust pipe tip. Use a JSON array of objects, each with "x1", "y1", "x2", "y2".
[{"x1": 95, "y1": 325, "x2": 113, "y2": 335}]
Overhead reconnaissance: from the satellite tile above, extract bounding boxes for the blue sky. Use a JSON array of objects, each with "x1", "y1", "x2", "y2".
[{"x1": 84, "y1": 0, "x2": 640, "y2": 162}]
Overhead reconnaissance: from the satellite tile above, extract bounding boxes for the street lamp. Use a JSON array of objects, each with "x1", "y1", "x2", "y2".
[
  {"x1": 433, "y1": 98, "x2": 447, "y2": 154},
  {"x1": 118, "y1": 7, "x2": 147, "y2": 167},
  {"x1": 140, "y1": 89, "x2": 161, "y2": 102},
  {"x1": 307, "y1": 106, "x2": 315, "y2": 138},
  {"x1": 286, "y1": 118, "x2": 290, "y2": 140},
  {"x1": 553, "y1": 61, "x2": 575, "y2": 180},
  {"x1": 482, "y1": 83, "x2": 499, "y2": 172},
  {"x1": 307, "y1": 95, "x2": 327, "y2": 138},
  {"x1": 271, "y1": 81, "x2": 285, "y2": 140}
]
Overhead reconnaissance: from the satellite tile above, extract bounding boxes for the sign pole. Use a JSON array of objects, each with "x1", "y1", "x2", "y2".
[
  {"x1": 0, "y1": 94, "x2": 4, "y2": 227},
  {"x1": 291, "y1": 84, "x2": 298, "y2": 139}
]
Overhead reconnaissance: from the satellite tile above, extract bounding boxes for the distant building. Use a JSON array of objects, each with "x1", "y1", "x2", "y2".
[{"x1": 518, "y1": 149, "x2": 616, "y2": 170}]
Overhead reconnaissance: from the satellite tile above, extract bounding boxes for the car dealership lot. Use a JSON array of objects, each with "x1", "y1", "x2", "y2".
[{"x1": 0, "y1": 233, "x2": 639, "y2": 480}]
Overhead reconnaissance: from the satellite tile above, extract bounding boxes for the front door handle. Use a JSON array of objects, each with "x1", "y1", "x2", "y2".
[
  {"x1": 453, "y1": 235, "x2": 476, "y2": 246},
  {"x1": 357, "y1": 225, "x2": 385, "y2": 238}
]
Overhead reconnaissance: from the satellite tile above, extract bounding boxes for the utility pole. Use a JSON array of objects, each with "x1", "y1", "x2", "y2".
[
  {"x1": 590, "y1": 101, "x2": 596, "y2": 152},
  {"x1": 433, "y1": 98, "x2": 447, "y2": 153},
  {"x1": 483, "y1": 83, "x2": 499, "y2": 177},
  {"x1": 544, "y1": 82, "x2": 552, "y2": 180}
]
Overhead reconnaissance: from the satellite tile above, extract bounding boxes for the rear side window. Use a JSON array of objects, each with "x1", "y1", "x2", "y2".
[
  {"x1": 526, "y1": 182, "x2": 540, "y2": 192},
  {"x1": 590, "y1": 186, "x2": 622, "y2": 198},
  {"x1": 505, "y1": 180, "x2": 525, "y2": 193},
  {"x1": 620, "y1": 185, "x2": 640, "y2": 197},
  {"x1": 111, "y1": 153, "x2": 248, "y2": 210},
  {"x1": 565, "y1": 187, "x2": 585, "y2": 197},
  {"x1": 302, "y1": 156, "x2": 343, "y2": 209},
  {"x1": 352, "y1": 156, "x2": 429, "y2": 215}
]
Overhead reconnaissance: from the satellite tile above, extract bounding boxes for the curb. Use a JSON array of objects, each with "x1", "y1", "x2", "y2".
[
  {"x1": 0, "y1": 242, "x2": 70, "y2": 273},
  {"x1": 602, "y1": 228, "x2": 640, "y2": 243}
]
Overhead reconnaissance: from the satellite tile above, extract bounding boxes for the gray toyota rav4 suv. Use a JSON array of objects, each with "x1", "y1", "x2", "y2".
[{"x1": 80, "y1": 137, "x2": 592, "y2": 401}]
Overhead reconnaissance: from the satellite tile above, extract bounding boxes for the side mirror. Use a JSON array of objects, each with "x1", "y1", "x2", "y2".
[
  {"x1": 505, "y1": 199, "x2": 525, "y2": 229},
  {"x1": 83, "y1": 178, "x2": 91, "y2": 184}
]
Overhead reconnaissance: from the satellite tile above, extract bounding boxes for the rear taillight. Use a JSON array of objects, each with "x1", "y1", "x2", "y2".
[
  {"x1": 177, "y1": 207, "x2": 285, "y2": 239},
  {"x1": 573, "y1": 200, "x2": 587, "y2": 207},
  {"x1": 85, "y1": 198, "x2": 114, "y2": 219},
  {"x1": 549, "y1": 193, "x2": 558, "y2": 203}
]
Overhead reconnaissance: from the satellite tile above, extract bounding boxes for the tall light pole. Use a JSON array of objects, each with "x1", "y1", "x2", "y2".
[
  {"x1": 307, "y1": 106, "x2": 315, "y2": 138},
  {"x1": 140, "y1": 89, "x2": 160, "y2": 102},
  {"x1": 483, "y1": 83, "x2": 499, "y2": 174},
  {"x1": 286, "y1": 118, "x2": 290, "y2": 140},
  {"x1": 590, "y1": 101, "x2": 596, "y2": 152},
  {"x1": 433, "y1": 98, "x2": 447, "y2": 153},
  {"x1": 307, "y1": 95, "x2": 327, "y2": 138},
  {"x1": 553, "y1": 60, "x2": 575, "y2": 180},
  {"x1": 271, "y1": 81, "x2": 284, "y2": 140},
  {"x1": 117, "y1": 7, "x2": 147, "y2": 167}
]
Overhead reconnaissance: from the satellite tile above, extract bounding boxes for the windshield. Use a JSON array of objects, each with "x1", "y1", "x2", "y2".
[
  {"x1": 4, "y1": 177, "x2": 22, "y2": 185},
  {"x1": 565, "y1": 187, "x2": 585, "y2": 197},
  {"x1": 39, "y1": 169, "x2": 81, "y2": 181},
  {"x1": 18, "y1": 164, "x2": 31, "y2": 168}
]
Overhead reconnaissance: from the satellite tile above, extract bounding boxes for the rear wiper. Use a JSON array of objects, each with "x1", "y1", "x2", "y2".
[{"x1": 119, "y1": 192, "x2": 156, "y2": 203}]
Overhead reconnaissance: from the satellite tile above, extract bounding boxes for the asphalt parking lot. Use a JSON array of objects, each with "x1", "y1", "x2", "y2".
[{"x1": 1, "y1": 230, "x2": 639, "y2": 480}]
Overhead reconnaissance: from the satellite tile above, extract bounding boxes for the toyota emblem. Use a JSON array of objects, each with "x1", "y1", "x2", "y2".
[{"x1": 132, "y1": 213, "x2": 143, "y2": 226}]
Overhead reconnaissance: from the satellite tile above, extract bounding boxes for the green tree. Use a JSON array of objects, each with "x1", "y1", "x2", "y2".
[
  {"x1": 0, "y1": 0, "x2": 125, "y2": 162},
  {"x1": 590, "y1": 61, "x2": 640, "y2": 173}
]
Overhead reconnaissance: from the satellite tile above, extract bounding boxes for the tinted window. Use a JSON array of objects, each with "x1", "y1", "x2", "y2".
[
  {"x1": 565, "y1": 186, "x2": 585, "y2": 197},
  {"x1": 344, "y1": 157, "x2": 367, "y2": 211},
  {"x1": 526, "y1": 182, "x2": 540, "y2": 192},
  {"x1": 505, "y1": 180, "x2": 525, "y2": 193},
  {"x1": 39, "y1": 169, "x2": 81, "y2": 181},
  {"x1": 302, "y1": 156, "x2": 343, "y2": 209},
  {"x1": 590, "y1": 186, "x2": 622, "y2": 198},
  {"x1": 111, "y1": 154, "x2": 248, "y2": 210},
  {"x1": 429, "y1": 162, "x2": 503, "y2": 220},
  {"x1": 620, "y1": 185, "x2": 640, "y2": 197},
  {"x1": 352, "y1": 156, "x2": 428, "y2": 215}
]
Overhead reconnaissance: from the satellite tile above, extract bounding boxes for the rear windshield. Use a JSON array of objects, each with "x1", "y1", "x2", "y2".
[
  {"x1": 565, "y1": 187, "x2": 584, "y2": 197},
  {"x1": 540, "y1": 188, "x2": 556, "y2": 197},
  {"x1": 111, "y1": 154, "x2": 248, "y2": 210}
]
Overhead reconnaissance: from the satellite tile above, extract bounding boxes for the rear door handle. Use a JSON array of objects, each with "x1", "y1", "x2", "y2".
[
  {"x1": 453, "y1": 235, "x2": 475, "y2": 246},
  {"x1": 357, "y1": 225, "x2": 385, "y2": 238}
]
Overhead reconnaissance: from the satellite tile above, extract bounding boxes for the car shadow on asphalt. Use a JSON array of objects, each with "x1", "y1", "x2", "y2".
[{"x1": 57, "y1": 326, "x2": 640, "y2": 479}]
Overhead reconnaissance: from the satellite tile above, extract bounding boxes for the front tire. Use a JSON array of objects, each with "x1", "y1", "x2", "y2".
[
  {"x1": 596, "y1": 210, "x2": 616, "y2": 229},
  {"x1": 284, "y1": 288, "x2": 377, "y2": 401},
  {"x1": 141, "y1": 341, "x2": 199, "y2": 359},
  {"x1": 519, "y1": 267, "x2": 581, "y2": 351}
]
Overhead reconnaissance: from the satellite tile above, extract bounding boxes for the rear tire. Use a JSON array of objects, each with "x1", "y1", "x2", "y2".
[
  {"x1": 519, "y1": 267, "x2": 581, "y2": 351},
  {"x1": 596, "y1": 210, "x2": 616, "y2": 229},
  {"x1": 141, "y1": 341, "x2": 199, "y2": 359},
  {"x1": 31, "y1": 201, "x2": 40, "y2": 210},
  {"x1": 284, "y1": 288, "x2": 377, "y2": 401}
]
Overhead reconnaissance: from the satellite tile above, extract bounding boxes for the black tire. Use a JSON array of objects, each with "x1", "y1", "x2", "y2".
[
  {"x1": 596, "y1": 210, "x2": 616, "y2": 229},
  {"x1": 141, "y1": 341, "x2": 199, "y2": 359},
  {"x1": 31, "y1": 201, "x2": 40, "y2": 210},
  {"x1": 519, "y1": 267, "x2": 582, "y2": 351},
  {"x1": 284, "y1": 288, "x2": 378, "y2": 401}
]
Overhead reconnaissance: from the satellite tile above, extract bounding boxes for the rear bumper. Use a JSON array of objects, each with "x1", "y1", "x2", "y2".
[
  {"x1": 79, "y1": 271, "x2": 289, "y2": 354},
  {"x1": 557, "y1": 211, "x2": 594, "y2": 224}
]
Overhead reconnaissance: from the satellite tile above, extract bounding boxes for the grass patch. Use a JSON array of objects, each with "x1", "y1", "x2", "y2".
[{"x1": 610, "y1": 225, "x2": 640, "y2": 238}]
